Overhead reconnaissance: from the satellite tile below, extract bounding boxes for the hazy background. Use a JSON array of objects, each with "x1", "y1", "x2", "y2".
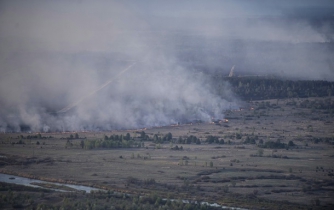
[{"x1": 0, "y1": 0, "x2": 333, "y2": 132}]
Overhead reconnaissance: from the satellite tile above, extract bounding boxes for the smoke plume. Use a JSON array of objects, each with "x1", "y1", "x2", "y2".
[{"x1": 0, "y1": 0, "x2": 333, "y2": 132}]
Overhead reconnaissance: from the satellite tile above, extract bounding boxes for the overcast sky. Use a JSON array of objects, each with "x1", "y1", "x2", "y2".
[
  {"x1": 1, "y1": 0, "x2": 333, "y2": 53},
  {"x1": 128, "y1": 0, "x2": 334, "y2": 18}
]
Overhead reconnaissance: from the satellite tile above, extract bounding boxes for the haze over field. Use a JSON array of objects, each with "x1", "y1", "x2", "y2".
[{"x1": 0, "y1": 0, "x2": 333, "y2": 132}]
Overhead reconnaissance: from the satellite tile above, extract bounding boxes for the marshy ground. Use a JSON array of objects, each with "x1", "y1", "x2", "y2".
[{"x1": 0, "y1": 97, "x2": 333, "y2": 209}]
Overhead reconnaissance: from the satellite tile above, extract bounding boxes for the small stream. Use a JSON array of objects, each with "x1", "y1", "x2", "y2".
[
  {"x1": 0, "y1": 173, "x2": 101, "y2": 193},
  {"x1": 165, "y1": 199, "x2": 248, "y2": 210},
  {"x1": 0, "y1": 173, "x2": 248, "y2": 209}
]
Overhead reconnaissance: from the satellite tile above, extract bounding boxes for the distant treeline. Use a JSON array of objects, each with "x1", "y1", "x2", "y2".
[
  {"x1": 214, "y1": 76, "x2": 334, "y2": 100},
  {"x1": 81, "y1": 139, "x2": 142, "y2": 150},
  {"x1": 79, "y1": 132, "x2": 230, "y2": 150},
  {"x1": 80, "y1": 133, "x2": 141, "y2": 149},
  {"x1": 17, "y1": 134, "x2": 53, "y2": 139}
]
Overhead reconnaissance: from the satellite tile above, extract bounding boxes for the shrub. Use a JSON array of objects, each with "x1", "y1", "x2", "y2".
[{"x1": 257, "y1": 148, "x2": 264, "y2": 157}]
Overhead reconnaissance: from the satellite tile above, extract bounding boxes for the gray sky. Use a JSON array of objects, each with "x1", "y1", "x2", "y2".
[
  {"x1": 1, "y1": 0, "x2": 333, "y2": 54},
  {"x1": 128, "y1": 0, "x2": 334, "y2": 18}
]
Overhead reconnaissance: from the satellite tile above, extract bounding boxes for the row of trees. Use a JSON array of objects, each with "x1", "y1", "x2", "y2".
[
  {"x1": 104, "y1": 133, "x2": 132, "y2": 141},
  {"x1": 151, "y1": 132, "x2": 173, "y2": 143},
  {"x1": 214, "y1": 76, "x2": 334, "y2": 100},
  {"x1": 80, "y1": 138, "x2": 142, "y2": 150},
  {"x1": 74, "y1": 130, "x2": 302, "y2": 150},
  {"x1": 206, "y1": 135, "x2": 224, "y2": 144},
  {"x1": 243, "y1": 135, "x2": 259, "y2": 144},
  {"x1": 145, "y1": 132, "x2": 201, "y2": 145},
  {"x1": 259, "y1": 139, "x2": 295, "y2": 149},
  {"x1": 177, "y1": 135, "x2": 201, "y2": 144},
  {"x1": 65, "y1": 133, "x2": 143, "y2": 149},
  {"x1": 17, "y1": 134, "x2": 53, "y2": 139}
]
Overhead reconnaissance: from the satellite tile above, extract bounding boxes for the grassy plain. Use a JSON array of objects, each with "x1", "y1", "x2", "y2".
[{"x1": 0, "y1": 97, "x2": 333, "y2": 209}]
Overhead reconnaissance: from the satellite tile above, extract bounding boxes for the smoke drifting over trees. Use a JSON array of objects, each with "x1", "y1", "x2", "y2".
[{"x1": 0, "y1": 0, "x2": 333, "y2": 132}]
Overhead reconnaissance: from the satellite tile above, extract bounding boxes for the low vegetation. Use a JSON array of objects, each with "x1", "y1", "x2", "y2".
[{"x1": 1, "y1": 78, "x2": 334, "y2": 209}]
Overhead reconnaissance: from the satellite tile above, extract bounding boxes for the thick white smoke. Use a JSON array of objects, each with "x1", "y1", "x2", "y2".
[
  {"x1": 59, "y1": 57, "x2": 232, "y2": 131},
  {"x1": 0, "y1": 0, "x2": 332, "y2": 132},
  {"x1": 0, "y1": 0, "x2": 238, "y2": 132}
]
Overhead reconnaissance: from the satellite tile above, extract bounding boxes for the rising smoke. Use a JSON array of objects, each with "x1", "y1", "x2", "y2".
[{"x1": 0, "y1": 0, "x2": 333, "y2": 132}]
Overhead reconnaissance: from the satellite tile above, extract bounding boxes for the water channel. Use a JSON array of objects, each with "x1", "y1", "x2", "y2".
[
  {"x1": 0, "y1": 173, "x2": 248, "y2": 209},
  {"x1": 0, "y1": 173, "x2": 100, "y2": 193}
]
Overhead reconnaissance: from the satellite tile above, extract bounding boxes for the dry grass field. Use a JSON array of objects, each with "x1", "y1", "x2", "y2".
[{"x1": 1, "y1": 97, "x2": 333, "y2": 209}]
